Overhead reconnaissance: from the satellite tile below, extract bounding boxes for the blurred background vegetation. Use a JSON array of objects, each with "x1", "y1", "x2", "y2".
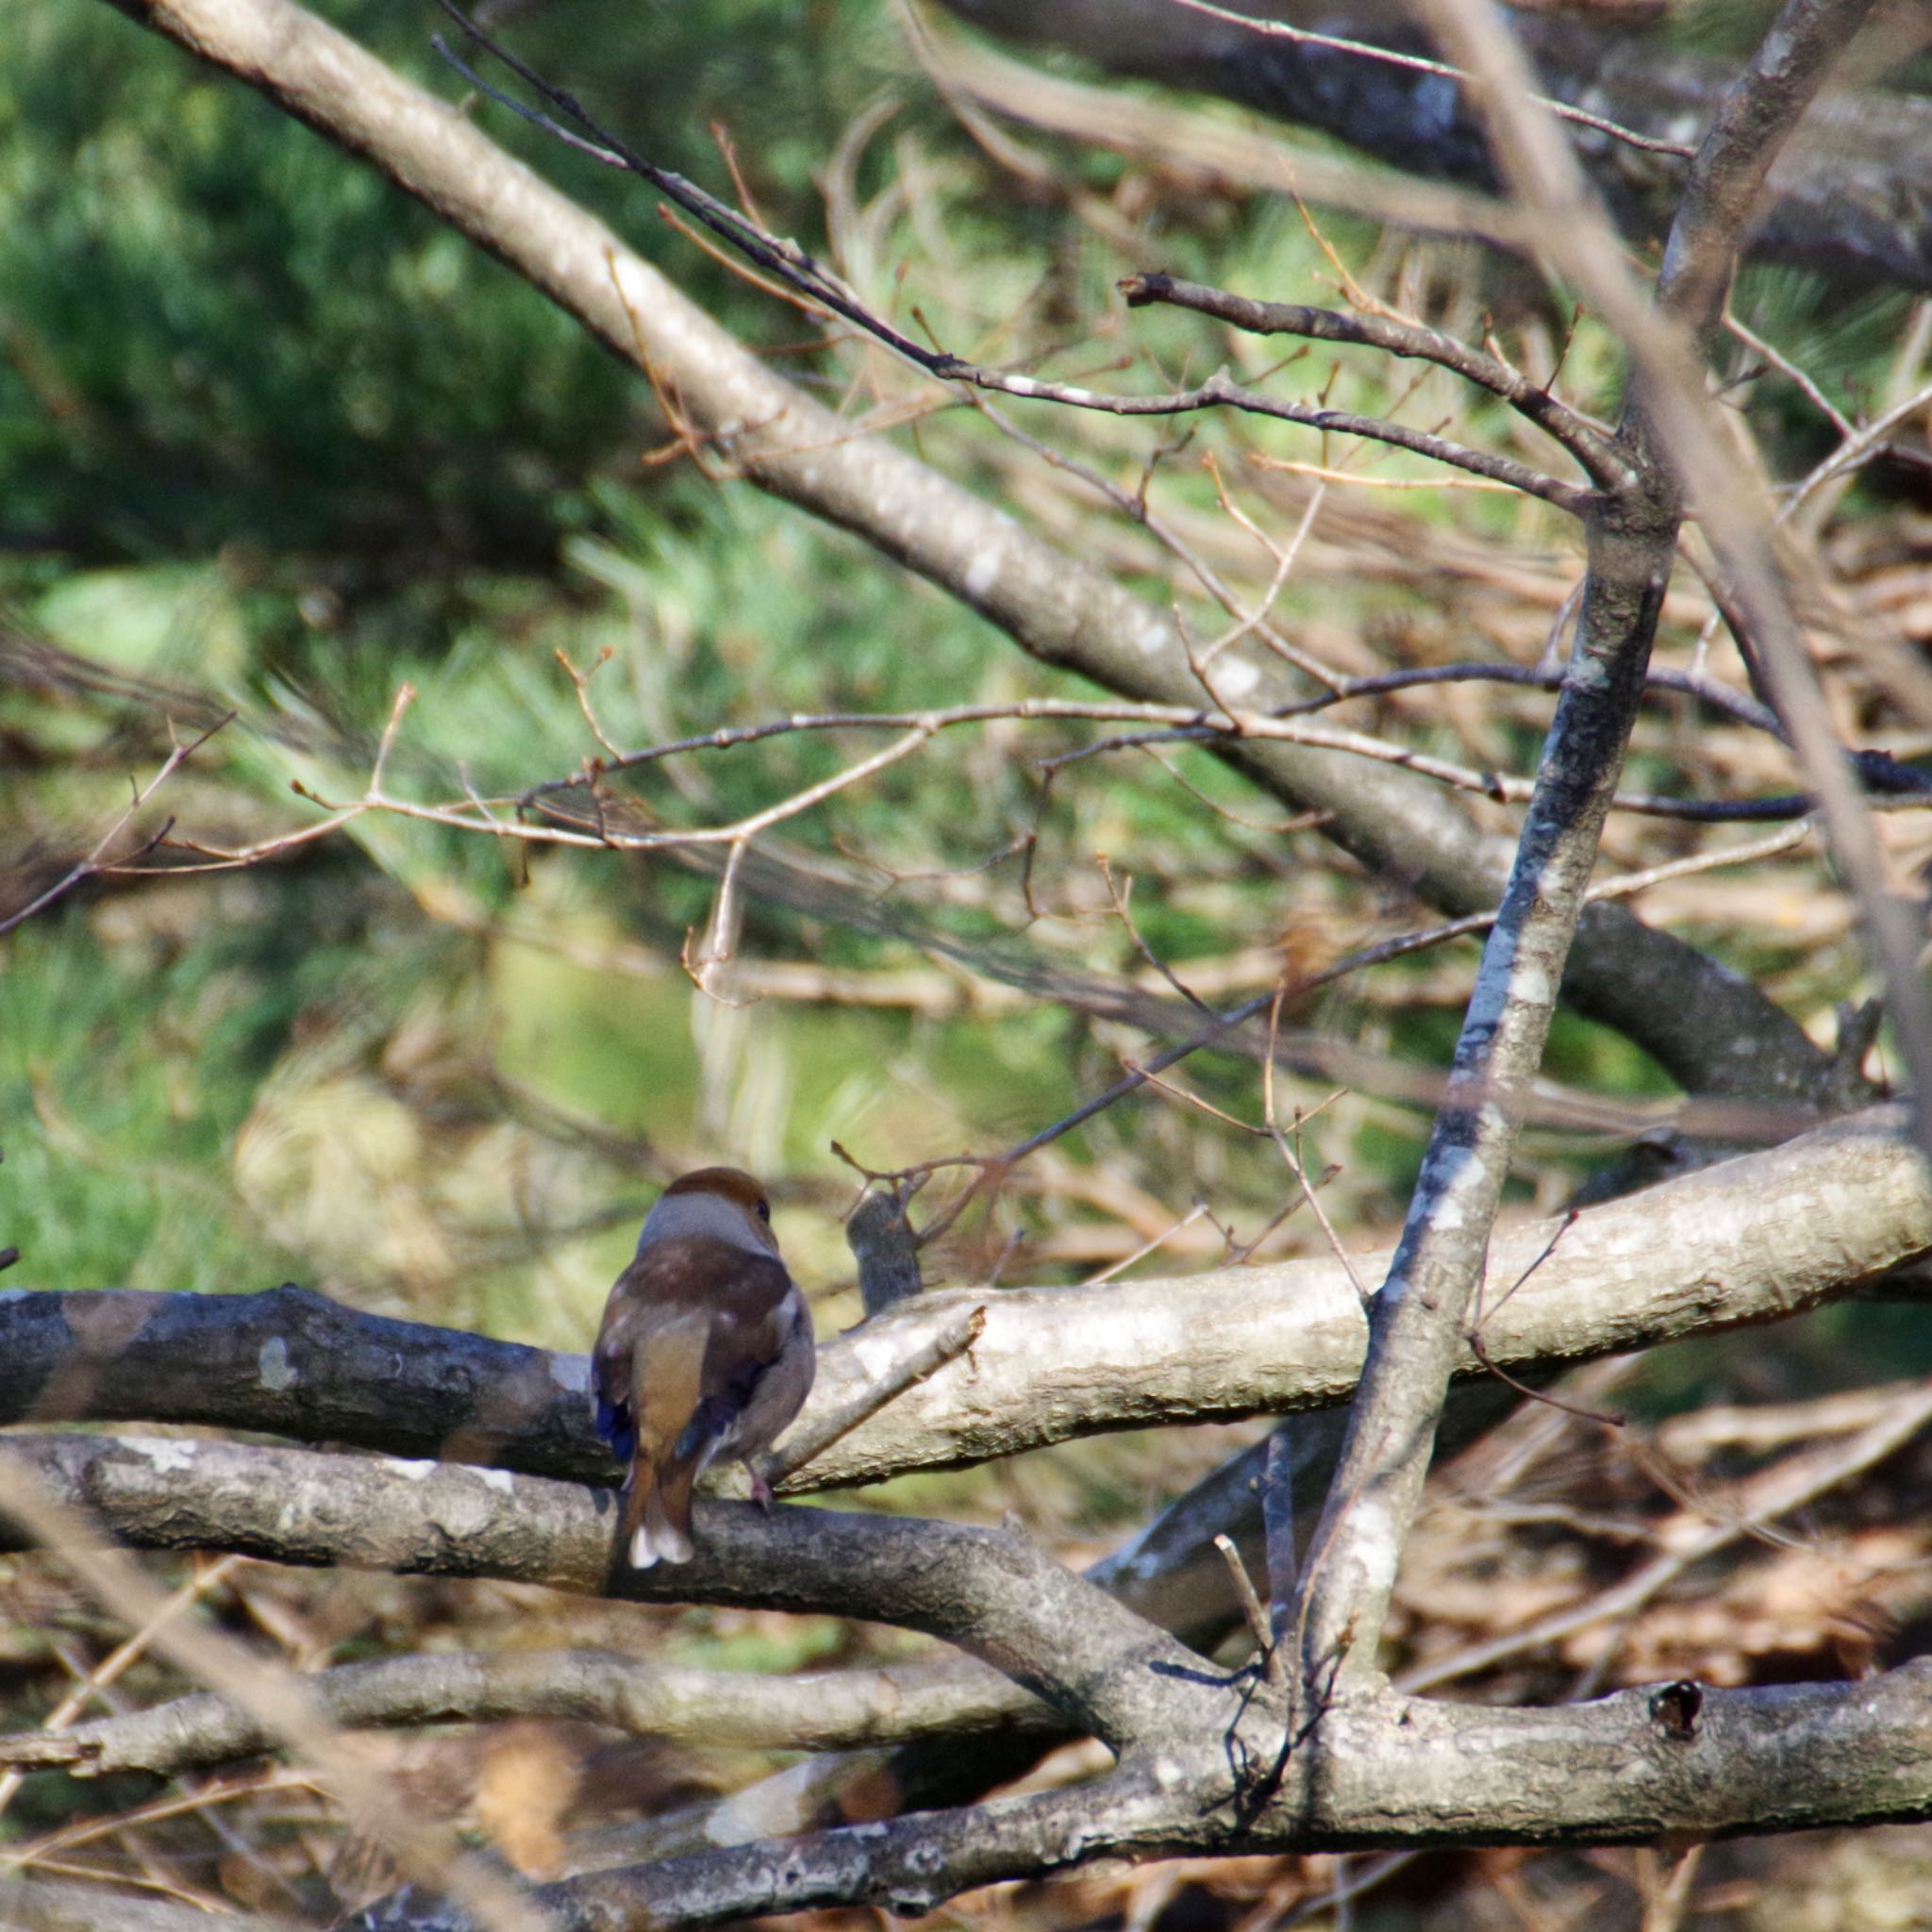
[{"x1": 7, "y1": 0, "x2": 1932, "y2": 1921}]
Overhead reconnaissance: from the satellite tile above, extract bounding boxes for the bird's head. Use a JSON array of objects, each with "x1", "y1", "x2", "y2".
[{"x1": 635, "y1": 1166, "x2": 780, "y2": 1258}]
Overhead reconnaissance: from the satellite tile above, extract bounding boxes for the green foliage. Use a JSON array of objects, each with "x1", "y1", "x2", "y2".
[
  {"x1": 2, "y1": 12, "x2": 591, "y2": 559},
  {"x1": 0, "y1": 909, "x2": 310, "y2": 1293},
  {"x1": 0, "y1": 0, "x2": 906, "y2": 568}
]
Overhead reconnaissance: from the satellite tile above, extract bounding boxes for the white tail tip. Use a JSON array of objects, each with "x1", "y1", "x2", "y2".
[{"x1": 629, "y1": 1522, "x2": 694, "y2": 1568}]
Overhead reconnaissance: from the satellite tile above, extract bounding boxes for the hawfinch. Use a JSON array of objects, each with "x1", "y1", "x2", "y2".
[{"x1": 591, "y1": 1167, "x2": 815, "y2": 1568}]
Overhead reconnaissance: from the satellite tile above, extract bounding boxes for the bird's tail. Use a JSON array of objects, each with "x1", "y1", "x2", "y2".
[
  {"x1": 622, "y1": 1475, "x2": 694, "y2": 1569},
  {"x1": 621, "y1": 1321, "x2": 707, "y2": 1568}
]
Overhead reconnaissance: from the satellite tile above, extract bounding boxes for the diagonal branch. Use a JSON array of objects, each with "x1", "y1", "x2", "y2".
[
  {"x1": 1293, "y1": 459, "x2": 1681, "y2": 1688},
  {"x1": 1117, "y1": 271, "x2": 1626, "y2": 488},
  {"x1": 1290, "y1": 0, "x2": 1880, "y2": 1690},
  {"x1": 93, "y1": 0, "x2": 1840, "y2": 1115},
  {"x1": 352, "y1": 1760, "x2": 1216, "y2": 1932},
  {"x1": 1656, "y1": 0, "x2": 1883, "y2": 337}
]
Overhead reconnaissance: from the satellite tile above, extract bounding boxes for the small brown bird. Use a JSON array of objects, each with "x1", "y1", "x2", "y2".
[{"x1": 591, "y1": 1167, "x2": 815, "y2": 1568}]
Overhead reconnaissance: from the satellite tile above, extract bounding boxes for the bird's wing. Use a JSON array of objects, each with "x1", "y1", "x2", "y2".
[
  {"x1": 688, "y1": 1252, "x2": 802, "y2": 1455},
  {"x1": 592, "y1": 1237, "x2": 796, "y2": 1465}
]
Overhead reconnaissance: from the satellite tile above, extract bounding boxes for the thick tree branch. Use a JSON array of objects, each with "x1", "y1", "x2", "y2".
[
  {"x1": 8, "y1": 1414, "x2": 1931, "y2": 1928},
  {"x1": 0, "y1": 1434, "x2": 1197, "y2": 1748},
  {"x1": 939, "y1": 0, "x2": 1932, "y2": 291},
  {"x1": 0, "y1": 1378, "x2": 1528, "y2": 1830},
  {"x1": 356, "y1": 1761, "x2": 1217, "y2": 1932},
  {"x1": 1656, "y1": 0, "x2": 1878, "y2": 334},
  {"x1": 347, "y1": 1663, "x2": 1932, "y2": 1931},
  {"x1": 4, "y1": 1103, "x2": 1922, "y2": 1486}
]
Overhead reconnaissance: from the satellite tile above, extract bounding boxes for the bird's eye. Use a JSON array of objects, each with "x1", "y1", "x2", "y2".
[{"x1": 756, "y1": 1199, "x2": 771, "y2": 1222}]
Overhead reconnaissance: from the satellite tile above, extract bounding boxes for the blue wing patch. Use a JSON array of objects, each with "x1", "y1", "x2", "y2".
[
  {"x1": 673, "y1": 1352, "x2": 773, "y2": 1462},
  {"x1": 594, "y1": 1394, "x2": 636, "y2": 1466},
  {"x1": 675, "y1": 1394, "x2": 732, "y2": 1462}
]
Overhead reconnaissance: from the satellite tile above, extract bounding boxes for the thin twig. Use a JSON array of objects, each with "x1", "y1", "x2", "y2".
[
  {"x1": 435, "y1": 4, "x2": 1594, "y2": 515},
  {"x1": 767, "y1": 1304, "x2": 987, "y2": 1485},
  {"x1": 0, "y1": 715, "x2": 233, "y2": 938}
]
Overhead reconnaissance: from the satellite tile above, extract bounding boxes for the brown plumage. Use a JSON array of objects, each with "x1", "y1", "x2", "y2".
[{"x1": 591, "y1": 1168, "x2": 815, "y2": 1568}]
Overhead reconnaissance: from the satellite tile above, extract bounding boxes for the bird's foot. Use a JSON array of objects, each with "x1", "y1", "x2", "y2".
[{"x1": 746, "y1": 1466, "x2": 774, "y2": 1510}]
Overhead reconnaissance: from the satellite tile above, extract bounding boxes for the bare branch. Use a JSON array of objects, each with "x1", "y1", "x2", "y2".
[
  {"x1": 2, "y1": 1102, "x2": 1925, "y2": 1489},
  {"x1": 1118, "y1": 272, "x2": 1625, "y2": 487},
  {"x1": 0, "y1": 1434, "x2": 1199, "y2": 1748},
  {"x1": 0, "y1": 714, "x2": 230, "y2": 938},
  {"x1": 0, "y1": 1647, "x2": 1022, "y2": 1780},
  {"x1": 355, "y1": 1662, "x2": 1932, "y2": 1931}
]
